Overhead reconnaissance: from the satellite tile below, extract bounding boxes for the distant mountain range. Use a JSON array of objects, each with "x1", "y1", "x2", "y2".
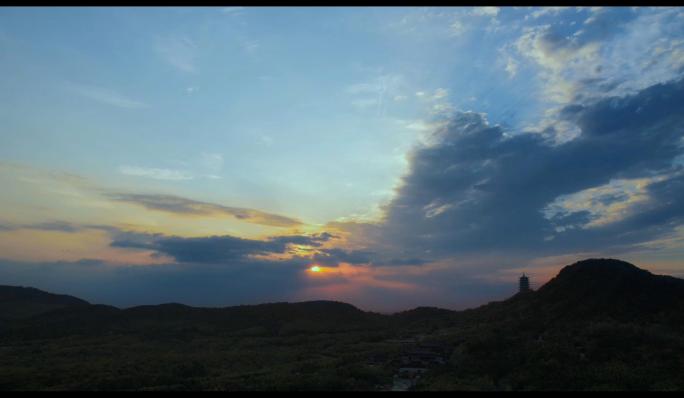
[{"x1": 2, "y1": 258, "x2": 684, "y2": 391}]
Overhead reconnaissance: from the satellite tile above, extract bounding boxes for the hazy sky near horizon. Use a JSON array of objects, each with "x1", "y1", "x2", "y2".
[{"x1": 1, "y1": 7, "x2": 684, "y2": 312}]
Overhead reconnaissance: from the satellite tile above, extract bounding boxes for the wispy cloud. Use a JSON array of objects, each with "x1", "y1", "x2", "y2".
[
  {"x1": 119, "y1": 166, "x2": 194, "y2": 181},
  {"x1": 239, "y1": 37, "x2": 260, "y2": 54},
  {"x1": 198, "y1": 152, "x2": 223, "y2": 177},
  {"x1": 527, "y1": 7, "x2": 572, "y2": 20},
  {"x1": 471, "y1": 7, "x2": 500, "y2": 17},
  {"x1": 66, "y1": 82, "x2": 148, "y2": 109},
  {"x1": 120, "y1": 152, "x2": 224, "y2": 181},
  {"x1": 221, "y1": 7, "x2": 246, "y2": 16},
  {"x1": 155, "y1": 35, "x2": 198, "y2": 73},
  {"x1": 345, "y1": 74, "x2": 406, "y2": 116},
  {"x1": 107, "y1": 192, "x2": 303, "y2": 228},
  {"x1": 0, "y1": 220, "x2": 86, "y2": 233}
]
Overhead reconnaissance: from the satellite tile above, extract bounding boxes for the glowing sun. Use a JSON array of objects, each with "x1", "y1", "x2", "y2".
[{"x1": 310, "y1": 266, "x2": 321, "y2": 273}]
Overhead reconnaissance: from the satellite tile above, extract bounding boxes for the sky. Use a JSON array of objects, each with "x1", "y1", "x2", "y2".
[{"x1": 1, "y1": 6, "x2": 684, "y2": 312}]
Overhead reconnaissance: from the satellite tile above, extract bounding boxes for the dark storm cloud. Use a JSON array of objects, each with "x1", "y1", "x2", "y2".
[
  {"x1": 383, "y1": 257, "x2": 429, "y2": 266},
  {"x1": 110, "y1": 230, "x2": 334, "y2": 264},
  {"x1": 312, "y1": 248, "x2": 375, "y2": 266},
  {"x1": 107, "y1": 228, "x2": 420, "y2": 269},
  {"x1": 107, "y1": 193, "x2": 303, "y2": 228},
  {"x1": 310, "y1": 248, "x2": 427, "y2": 267},
  {"x1": 372, "y1": 78, "x2": 684, "y2": 260},
  {"x1": 108, "y1": 230, "x2": 165, "y2": 250},
  {"x1": 547, "y1": 210, "x2": 594, "y2": 232},
  {"x1": 269, "y1": 232, "x2": 336, "y2": 247}
]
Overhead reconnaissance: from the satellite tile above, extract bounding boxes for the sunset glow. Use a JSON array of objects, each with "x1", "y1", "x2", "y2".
[{"x1": 1, "y1": 7, "x2": 683, "y2": 312}]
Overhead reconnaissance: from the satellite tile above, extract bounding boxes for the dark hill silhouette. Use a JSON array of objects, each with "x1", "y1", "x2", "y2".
[
  {"x1": 3, "y1": 258, "x2": 684, "y2": 331},
  {"x1": 0, "y1": 293, "x2": 384, "y2": 340},
  {"x1": 3, "y1": 258, "x2": 684, "y2": 390},
  {"x1": 3, "y1": 258, "x2": 684, "y2": 335},
  {"x1": 459, "y1": 258, "x2": 684, "y2": 327},
  {"x1": 414, "y1": 259, "x2": 684, "y2": 391},
  {"x1": 533, "y1": 258, "x2": 684, "y2": 320},
  {"x1": 390, "y1": 306, "x2": 457, "y2": 330},
  {"x1": 0, "y1": 285, "x2": 89, "y2": 320}
]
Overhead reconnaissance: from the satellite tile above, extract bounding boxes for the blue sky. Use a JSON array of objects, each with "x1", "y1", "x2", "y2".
[
  {"x1": 1, "y1": 7, "x2": 684, "y2": 312},
  {"x1": 0, "y1": 7, "x2": 545, "y2": 224}
]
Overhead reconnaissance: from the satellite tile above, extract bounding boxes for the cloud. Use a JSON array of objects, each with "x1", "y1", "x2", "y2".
[
  {"x1": 345, "y1": 74, "x2": 406, "y2": 116},
  {"x1": 312, "y1": 248, "x2": 375, "y2": 266},
  {"x1": 109, "y1": 230, "x2": 334, "y2": 264},
  {"x1": 311, "y1": 247, "x2": 428, "y2": 267},
  {"x1": 155, "y1": 35, "x2": 198, "y2": 73},
  {"x1": 516, "y1": 8, "x2": 636, "y2": 72},
  {"x1": 221, "y1": 7, "x2": 245, "y2": 16},
  {"x1": 432, "y1": 88, "x2": 448, "y2": 100},
  {"x1": 504, "y1": 56, "x2": 519, "y2": 78},
  {"x1": 512, "y1": 7, "x2": 684, "y2": 104},
  {"x1": 120, "y1": 153, "x2": 227, "y2": 181},
  {"x1": 239, "y1": 38, "x2": 260, "y2": 54},
  {"x1": 351, "y1": 97, "x2": 379, "y2": 109},
  {"x1": 119, "y1": 166, "x2": 194, "y2": 181},
  {"x1": 198, "y1": 152, "x2": 224, "y2": 178},
  {"x1": 66, "y1": 82, "x2": 148, "y2": 109},
  {"x1": 449, "y1": 19, "x2": 467, "y2": 37},
  {"x1": 527, "y1": 7, "x2": 572, "y2": 19},
  {"x1": 21, "y1": 221, "x2": 84, "y2": 233},
  {"x1": 471, "y1": 7, "x2": 500, "y2": 17},
  {"x1": 107, "y1": 193, "x2": 303, "y2": 228},
  {"x1": 339, "y1": 77, "x2": 684, "y2": 262},
  {"x1": 0, "y1": 221, "x2": 86, "y2": 233},
  {"x1": 543, "y1": 176, "x2": 664, "y2": 230}
]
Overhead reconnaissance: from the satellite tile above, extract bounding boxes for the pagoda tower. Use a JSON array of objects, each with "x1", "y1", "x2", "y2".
[{"x1": 519, "y1": 273, "x2": 531, "y2": 293}]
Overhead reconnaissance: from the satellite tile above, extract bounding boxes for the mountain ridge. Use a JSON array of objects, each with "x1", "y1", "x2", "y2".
[
  {"x1": 3, "y1": 258, "x2": 684, "y2": 321},
  {"x1": 3, "y1": 258, "x2": 684, "y2": 391}
]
